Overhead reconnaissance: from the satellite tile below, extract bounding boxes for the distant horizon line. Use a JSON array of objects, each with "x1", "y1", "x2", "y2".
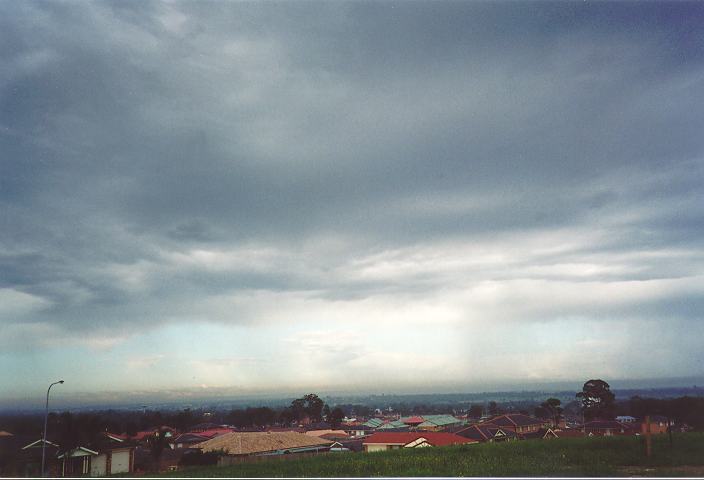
[{"x1": 2, "y1": 374, "x2": 702, "y2": 412}]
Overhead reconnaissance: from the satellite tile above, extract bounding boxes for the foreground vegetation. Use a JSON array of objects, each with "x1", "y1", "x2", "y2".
[{"x1": 155, "y1": 433, "x2": 704, "y2": 477}]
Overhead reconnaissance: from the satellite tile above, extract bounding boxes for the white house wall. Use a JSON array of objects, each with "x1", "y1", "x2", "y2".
[
  {"x1": 365, "y1": 444, "x2": 390, "y2": 452},
  {"x1": 90, "y1": 455, "x2": 107, "y2": 477}
]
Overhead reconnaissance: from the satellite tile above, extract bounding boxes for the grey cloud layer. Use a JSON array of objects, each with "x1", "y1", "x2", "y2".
[{"x1": 1, "y1": 1, "x2": 704, "y2": 358}]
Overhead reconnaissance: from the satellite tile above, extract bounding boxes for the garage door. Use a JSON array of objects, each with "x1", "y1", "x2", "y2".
[{"x1": 110, "y1": 451, "x2": 131, "y2": 474}]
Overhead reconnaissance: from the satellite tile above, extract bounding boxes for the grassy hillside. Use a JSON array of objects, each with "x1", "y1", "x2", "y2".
[{"x1": 156, "y1": 433, "x2": 704, "y2": 477}]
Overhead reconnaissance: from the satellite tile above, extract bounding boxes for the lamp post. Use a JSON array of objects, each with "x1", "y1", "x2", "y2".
[{"x1": 41, "y1": 380, "x2": 64, "y2": 477}]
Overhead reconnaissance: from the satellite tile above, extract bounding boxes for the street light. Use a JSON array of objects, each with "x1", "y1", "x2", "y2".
[{"x1": 41, "y1": 380, "x2": 64, "y2": 477}]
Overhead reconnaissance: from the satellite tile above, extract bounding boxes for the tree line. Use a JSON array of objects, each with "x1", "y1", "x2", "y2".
[
  {"x1": 2, "y1": 385, "x2": 703, "y2": 443},
  {"x1": 574, "y1": 379, "x2": 704, "y2": 428}
]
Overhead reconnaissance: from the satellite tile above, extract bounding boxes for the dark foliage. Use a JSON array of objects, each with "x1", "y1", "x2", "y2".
[
  {"x1": 328, "y1": 407, "x2": 345, "y2": 429},
  {"x1": 628, "y1": 396, "x2": 704, "y2": 429},
  {"x1": 226, "y1": 407, "x2": 276, "y2": 428},
  {"x1": 577, "y1": 379, "x2": 616, "y2": 420},
  {"x1": 179, "y1": 449, "x2": 220, "y2": 467},
  {"x1": 538, "y1": 398, "x2": 563, "y2": 426},
  {"x1": 468, "y1": 404, "x2": 484, "y2": 419},
  {"x1": 289, "y1": 394, "x2": 325, "y2": 423}
]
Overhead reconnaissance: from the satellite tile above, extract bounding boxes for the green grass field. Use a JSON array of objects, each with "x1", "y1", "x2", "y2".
[{"x1": 154, "y1": 433, "x2": 704, "y2": 477}]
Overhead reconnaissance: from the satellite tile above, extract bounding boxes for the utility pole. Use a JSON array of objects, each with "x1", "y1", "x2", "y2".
[{"x1": 42, "y1": 380, "x2": 64, "y2": 477}]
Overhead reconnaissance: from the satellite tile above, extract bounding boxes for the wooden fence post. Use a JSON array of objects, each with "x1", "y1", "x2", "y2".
[{"x1": 645, "y1": 415, "x2": 652, "y2": 458}]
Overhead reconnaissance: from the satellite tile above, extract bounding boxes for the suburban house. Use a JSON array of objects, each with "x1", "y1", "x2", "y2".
[
  {"x1": 400, "y1": 416, "x2": 425, "y2": 427},
  {"x1": 455, "y1": 424, "x2": 519, "y2": 443},
  {"x1": 520, "y1": 428, "x2": 558, "y2": 440},
  {"x1": 56, "y1": 433, "x2": 136, "y2": 477},
  {"x1": 362, "y1": 418, "x2": 386, "y2": 428},
  {"x1": 376, "y1": 420, "x2": 410, "y2": 431},
  {"x1": 171, "y1": 433, "x2": 210, "y2": 449},
  {"x1": 194, "y1": 431, "x2": 333, "y2": 465},
  {"x1": 362, "y1": 432, "x2": 477, "y2": 452},
  {"x1": 0, "y1": 433, "x2": 135, "y2": 478},
  {"x1": 57, "y1": 447, "x2": 100, "y2": 476},
  {"x1": 132, "y1": 426, "x2": 176, "y2": 445},
  {"x1": 581, "y1": 420, "x2": 632, "y2": 436},
  {"x1": 0, "y1": 436, "x2": 60, "y2": 477},
  {"x1": 328, "y1": 438, "x2": 364, "y2": 452},
  {"x1": 616, "y1": 415, "x2": 637, "y2": 424},
  {"x1": 415, "y1": 415, "x2": 465, "y2": 431},
  {"x1": 343, "y1": 424, "x2": 376, "y2": 437},
  {"x1": 641, "y1": 415, "x2": 672, "y2": 435},
  {"x1": 85, "y1": 433, "x2": 135, "y2": 476},
  {"x1": 485, "y1": 414, "x2": 546, "y2": 434}
]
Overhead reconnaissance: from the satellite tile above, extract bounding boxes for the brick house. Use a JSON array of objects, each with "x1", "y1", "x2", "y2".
[{"x1": 485, "y1": 414, "x2": 546, "y2": 434}]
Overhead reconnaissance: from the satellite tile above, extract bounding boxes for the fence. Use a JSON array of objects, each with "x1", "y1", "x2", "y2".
[{"x1": 217, "y1": 450, "x2": 333, "y2": 467}]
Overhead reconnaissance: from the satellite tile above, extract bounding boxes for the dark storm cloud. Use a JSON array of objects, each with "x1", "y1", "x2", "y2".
[{"x1": 1, "y1": 1, "x2": 704, "y2": 349}]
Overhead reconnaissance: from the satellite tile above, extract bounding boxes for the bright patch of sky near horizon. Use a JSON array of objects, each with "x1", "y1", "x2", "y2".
[{"x1": 1, "y1": 1, "x2": 704, "y2": 404}]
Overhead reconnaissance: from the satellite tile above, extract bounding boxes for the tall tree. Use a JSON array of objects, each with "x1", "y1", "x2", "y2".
[
  {"x1": 277, "y1": 407, "x2": 295, "y2": 426},
  {"x1": 303, "y1": 394, "x2": 325, "y2": 422},
  {"x1": 173, "y1": 409, "x2": 194, "y2": 431},
  {"x1": 541, "y1": 398, "x2": 563, "y2": 426},
  {"x1": 290, "y1": 398, "x2": 306, "y2": 421},
  {"x1": 289, "y1": 394, "x2": 326, "y2": 423},
  {"x1": 328, "y1": 408, "x2": 345, "y2": 429},
  {"x1": 468, "y1": 404, "x2": 484, "y2": 419},
  {"x1": 488, "y1": 401, "x2": 499, "y2": 416},
  {"x1": 576, "y1": 379, "x2": 616, "y2": 421}
]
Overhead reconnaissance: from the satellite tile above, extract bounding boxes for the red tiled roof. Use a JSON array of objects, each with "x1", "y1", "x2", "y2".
[
  {"x1": 456, "y1": 424, "x2": 518, "y2": 442},
  {"x1": 196, "y1": 427, "x2": 235, "y2": 438},
  {"x1": 488, "y1": 414, "x2": 544, "y2": 428},
  {"x1": 402, "y1": 416, "x2": 425, "y2": 425},
  {"x1": 133, "y1": 431, "x2": 155, "y2": 441},
  {"x1": 363, "y1": 432, "x2": 477, "y2": 447},
  {"x1": 521, "y1": 428, "x2": 557, "y2": 440},
  {"x1": 132, "y1": 426, "x2": 177, "y2": 442}
]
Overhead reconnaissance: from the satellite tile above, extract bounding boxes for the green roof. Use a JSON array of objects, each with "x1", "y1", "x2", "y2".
[
  {"x1": 416, "y1": 415, "x2": 463, "y2": 426},
  {"x1": 363, "y1": 418, "x2": 385, "y2": 428},
  {"x1": 366, "y1": 415, "x2": 463, "y2": 429},
  {"x1": 377, "y1": 420, "x2": 407, "y2": 430}
]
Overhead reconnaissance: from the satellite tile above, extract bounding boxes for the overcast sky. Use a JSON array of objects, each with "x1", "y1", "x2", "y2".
[{"x1": 1, "y1": 1, "x2": 704, "y2": 405}]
